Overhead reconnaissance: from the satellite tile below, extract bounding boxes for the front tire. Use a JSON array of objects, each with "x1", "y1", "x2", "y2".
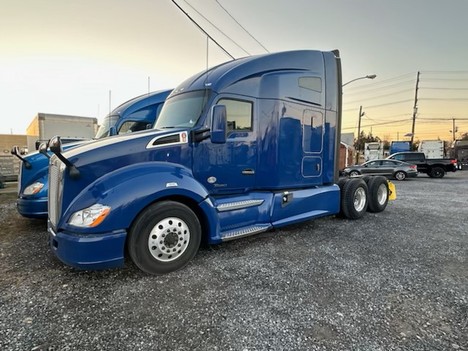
[
  {"x1": 341, "y1": 178, "x2": 368, "y2": 219},
  {"x1": 128, "y1": 201, "x2": 201, "y2": 275}
]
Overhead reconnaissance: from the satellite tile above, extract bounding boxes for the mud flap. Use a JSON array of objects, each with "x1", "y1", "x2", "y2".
[{"x1": 388, "y1": 181, "x2": 397, "y2": 200}]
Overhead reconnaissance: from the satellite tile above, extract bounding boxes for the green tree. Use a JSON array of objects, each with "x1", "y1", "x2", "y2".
[{"x1": 354, "y1": 131, "x2": 381, "y2": 151}]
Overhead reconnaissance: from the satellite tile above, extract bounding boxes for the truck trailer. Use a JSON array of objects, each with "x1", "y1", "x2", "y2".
[
  {"x1": 418, "y1": 140, "x2": 444, "y2": 159},
  {"x1": 47, "y1": 50, "x2": 394, "y2": 275},
  {"x1": 12, "y1": 90, "x2": 171, "y2": 218},
  {"x1": 26, "y1": 113, "x2": 98, "y2": 152},
  {"x1": 451, "y1": 140, "x2": 468, "y2": 169}
]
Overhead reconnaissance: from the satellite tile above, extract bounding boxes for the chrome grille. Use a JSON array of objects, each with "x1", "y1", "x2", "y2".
[{"x1": 48, "y1": 156, "x2": 64, "y2": 227}]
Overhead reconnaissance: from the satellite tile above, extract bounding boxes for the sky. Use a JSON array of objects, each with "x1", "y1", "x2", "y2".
[{"x1": 1, "y1": 0, "x2": 468, "y2": 142}]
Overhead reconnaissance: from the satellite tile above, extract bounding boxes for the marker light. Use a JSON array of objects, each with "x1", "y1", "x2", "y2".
[
  {"x1": 23, "y1": 182, "x2": 44, "y2": 195},
  {"x1": 69, "y1": 204, "x2": 111, "y2": 228}
]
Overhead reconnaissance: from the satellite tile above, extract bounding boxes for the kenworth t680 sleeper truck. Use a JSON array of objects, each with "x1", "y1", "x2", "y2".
[
  {"x1": 11, "y1": 90, "x2": 171, "y2": 218},
  {"x1": 47, "y1": 50, "x2": 393, "y2": 275}
]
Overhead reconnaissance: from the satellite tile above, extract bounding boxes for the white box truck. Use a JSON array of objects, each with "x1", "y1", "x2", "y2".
[
  {"x1": 364, "y1": 142, "x2": 383, "y2": 161},
  {"x1": 26, "y1": 113, "x2": 98, "y2": 151},
  {"x1": 418, "y1": 140, "x2": 444, "y2": 159}
]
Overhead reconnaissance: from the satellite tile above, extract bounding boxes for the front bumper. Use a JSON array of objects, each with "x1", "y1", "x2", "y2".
[
  {"x1": 17, "y1": 197, "x2": 48, "y2": 218},
  {"x1": 48, "y1": 223, "x2": 127, "y2": 270}
]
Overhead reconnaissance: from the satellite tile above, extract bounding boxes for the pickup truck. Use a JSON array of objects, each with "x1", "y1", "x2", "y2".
[
  {"x1": 47, "y1": 50, "x2": 396, "y2": 275},
  {"x1": 387, "y1": 151, "x2": 457, "y2": 178}
]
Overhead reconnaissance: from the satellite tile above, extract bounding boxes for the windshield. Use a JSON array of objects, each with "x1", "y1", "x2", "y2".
[
  {"x1": 155, "y1": 90, "x2": 210, "y2": 129},
  {"x1": 95, "y1": 115, "x2": 119, "y2": 139}
]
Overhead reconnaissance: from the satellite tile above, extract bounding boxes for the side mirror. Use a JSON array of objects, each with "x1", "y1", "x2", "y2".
[
  {"x1": 11, "y1": 146, "x2": 32, "y2": 169},
  {"x1": 11, "y1": 146, "x2": 19, "y2": 156},
  {"x1": 49, "y1": 136, "x2": 63, "y2": 154},
  {"x1": 108, "y1": 126, "x2": 117, "y2": 136},
  {"x1": 38, "y1": 142, "x2": 50, "y2": 159},
  {"x1": 146, "y1": 123, "x2": 152, "y2": 130},
  {"x1": 211, "y1": 105, "x2": 227, "y2": 144},
  {"x1": 49, "y1": 135, "x2": 80, "y2": 179}
]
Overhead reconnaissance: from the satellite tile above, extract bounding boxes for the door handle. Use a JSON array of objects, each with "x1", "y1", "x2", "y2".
[{"x1": 242, "y1": 169, "x2": 255, "y2": 175}]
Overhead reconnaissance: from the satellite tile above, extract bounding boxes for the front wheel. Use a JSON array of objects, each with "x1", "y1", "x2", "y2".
[
  {"x1": 394, "y1": 171, "x2": 406, "y2": 181},
  {"x1": 128, "y1": 201, "x2": 201, "y2": 275}
]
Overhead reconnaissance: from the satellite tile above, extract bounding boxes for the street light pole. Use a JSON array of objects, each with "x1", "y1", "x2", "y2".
[{"x1": 342, "y1": 74, "x2": 377, "y2": 87}]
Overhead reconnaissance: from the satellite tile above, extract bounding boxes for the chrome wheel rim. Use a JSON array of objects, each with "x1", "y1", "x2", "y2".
[
  {"x1": 396, "y1": 172, "x2": 405, "y2": 180},
  {"x1": 148, "y1": 217, "x2": 190, "y2": 262},
  {"x1": 354, "y1": 187, "x2": 367, "y2": 212},
  {"x1": 377, "y1": 183, "x2": 388, "y2": 205}
]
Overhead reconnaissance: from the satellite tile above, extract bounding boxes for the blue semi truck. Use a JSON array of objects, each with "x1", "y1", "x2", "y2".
[
  {"x1": 47, "y1": 50, "x2": 393, "y2": 275},
  {"x1": 11, "y1": 89, "x2": 171, "y2": 218}
]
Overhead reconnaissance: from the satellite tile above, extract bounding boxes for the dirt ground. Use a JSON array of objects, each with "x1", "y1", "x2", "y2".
[{"x1": 0, "y1": 172, "x2": 467, "y2": 350}]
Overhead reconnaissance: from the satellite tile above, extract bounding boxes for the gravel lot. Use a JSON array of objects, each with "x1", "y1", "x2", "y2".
[{"x1": 1, "y1": 172, "x2": 467, "y2": 351}]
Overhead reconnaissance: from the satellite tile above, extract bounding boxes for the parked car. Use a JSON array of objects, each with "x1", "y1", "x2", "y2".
[{"x1": 343, "y1": 159, "x2": 418, "y2": 181}]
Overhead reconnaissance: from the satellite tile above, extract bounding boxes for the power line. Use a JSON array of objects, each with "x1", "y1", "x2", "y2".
[
  {"x1": 344, "y1": 79, "x2": 415, "y2": 96},
  {"x1": 420, "y1": 87, "x2": 468, "y2": 91},
  {"x1": 344, "y1": 88, "x2": 414, "y2": 105},
  {"x1": 419, "y1": 98, "x2": 468, "y2": 101},
  {"x1": 345, "y1": 72, "x2": 414, "y2": 91},
  {"x1": 421, "y1": 70, "x2": 468, "y2": 74},
  {"x1": 171, "y1": 0, "x2": 235, "y2": 59},
  {"x1": 341, "y1": 118, "x2": 412, "y2": 130},
  {"x1": 180, "y1": 0, "x2": 250, "y2": 56},
  {"x1": 422, "y1": 78, "x2": 468, "y2": 81},
  {"x1": 214, "y1": 0, "x2": 269, "y2": 53}
]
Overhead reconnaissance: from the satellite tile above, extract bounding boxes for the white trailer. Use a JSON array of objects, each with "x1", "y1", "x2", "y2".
[
  {"x1": 364, "y1": 142, "x2": 383, "y2": 161},
  {"x1": 418, "y1": 140, "x2": 444, "y2": 159},
  {"x1": 26, "y1": 113, "x2": 98, "y2": 151}
]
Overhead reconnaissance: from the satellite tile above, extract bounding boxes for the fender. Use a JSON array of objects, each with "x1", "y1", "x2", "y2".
[
  {"x1": 18, "y1": 152, "x2": 49, "y2": 193},
  {"x1": 59, "y1": 162, "x2": 211, "y2": 233}
]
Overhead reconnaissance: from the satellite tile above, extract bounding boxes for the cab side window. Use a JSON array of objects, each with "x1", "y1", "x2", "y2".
[{"x1": 217, "y1": 99, "x2": 253, "y2": 132}]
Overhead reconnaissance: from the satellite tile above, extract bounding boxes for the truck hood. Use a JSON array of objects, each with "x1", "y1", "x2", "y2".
[{"x1": 62, "y1": 127, "x2": 191, "y2": 172}]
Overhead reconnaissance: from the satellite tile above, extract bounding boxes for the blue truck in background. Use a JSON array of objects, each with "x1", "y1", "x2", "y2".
[
  {"x1": 47, "y1": 50, "x2": 393, "y2": 275},
  {"x1": 389, "y1": 141, "x2": 411, "y2": 155},
  {"x1": 11, "y1": 89, "x2": 171, "y2": 218}
]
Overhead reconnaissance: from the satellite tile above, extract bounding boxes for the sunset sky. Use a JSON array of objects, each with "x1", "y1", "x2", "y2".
[{"x1": 1, "y1": 0, "x2": 467, "y2": 142}]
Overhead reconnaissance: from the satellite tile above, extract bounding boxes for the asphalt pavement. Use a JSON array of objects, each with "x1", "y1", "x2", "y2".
[{"x1": 0, "y1": 172, "x2": 467, "y2": 350}]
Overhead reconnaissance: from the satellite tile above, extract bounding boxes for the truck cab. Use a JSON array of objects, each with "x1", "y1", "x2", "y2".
[
  {"x1": 47, "y1": 50, "x2": 391, "y2": 275},
  {"x1": 12, "y1": 89, "x2": 171, "y2": 218}
]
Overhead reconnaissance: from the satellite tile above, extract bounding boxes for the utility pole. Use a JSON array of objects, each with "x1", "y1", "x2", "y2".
[
  {"x1": 356, "y1": 105, "x2": 364, "y2": 164},
  {"x1": 410, "y1": 71, "x2": 420, "y2": 147},
  {"x1": 451, "y1": 118, "x2": 458, "y2": 141}
]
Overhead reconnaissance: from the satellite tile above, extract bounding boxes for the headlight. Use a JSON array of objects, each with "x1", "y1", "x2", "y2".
[
  {"x1": 69, "y1": 204, "x2": 111, "y2": 228},
  {"x1": 343, "y1": 168, "x2": 350, "y2": 172},
  {"x1": 23, "y1": 182, "x2": 44, "y2": 195}
]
